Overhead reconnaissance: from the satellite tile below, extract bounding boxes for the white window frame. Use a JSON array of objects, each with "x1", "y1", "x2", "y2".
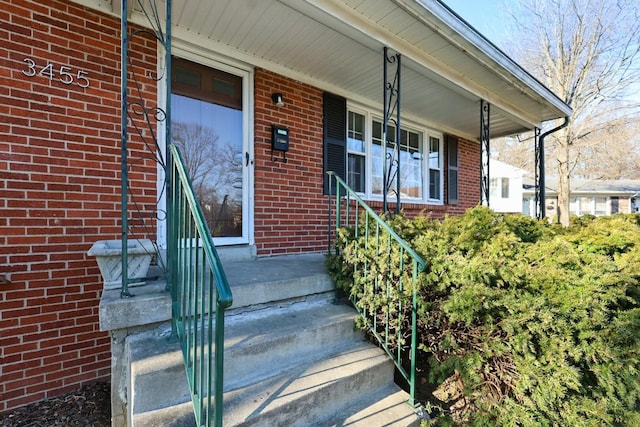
[{"x1": 345, "y1": 103, "x2": 444, "y2": 205}]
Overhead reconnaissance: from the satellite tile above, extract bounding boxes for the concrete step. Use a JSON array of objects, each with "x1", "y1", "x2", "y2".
[
  {"x1": 223, "y1": 341, "x2": 402, "y2": 426},
  {"x1": 100, "y1": 254, "x2": 334, "y2": 333},
  {"x1": 129, "y1": 321, "x2": 419, "y2": 426},
  {"x1": 132, "y1": 401, "x2": 195, "y2": 427},
  {"x1": 126, "y1": 301, "x2": 363, "y2": 417},
  {"x1": 223, "y1": 300, "x2": 363, "y2": 389},
  {"x1": 126, "y1": 254, "x2": 420, "y2": 426},
  {"x1": 223, "y1": 253, "x2": 335, "y2": 309},
  {"x1": 320, "y1": 383, "x2": 421, "y2": 427},
  {"x1": 128, "y1": 301, "x2": 362, "y2": 423},
  {"x1": 126, "y1": 325, "x2": 186, "y2": 424}
]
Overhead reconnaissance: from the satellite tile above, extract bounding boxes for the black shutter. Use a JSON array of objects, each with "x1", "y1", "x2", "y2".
[
  {"x1": 447, "y1": 135, "x2": 459, "y2": 204},
  {"x1": 323, "y1": 92, "x2": 347, "y2": 195}
]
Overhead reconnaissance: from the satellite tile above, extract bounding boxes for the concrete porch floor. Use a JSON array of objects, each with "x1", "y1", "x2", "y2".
[{"x1": 99, "y1": 251, "x2": 333, "y2": 331}]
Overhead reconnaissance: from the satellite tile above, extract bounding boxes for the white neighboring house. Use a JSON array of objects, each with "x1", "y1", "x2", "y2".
[
  {"x1": 489, "y1": 159, "x2": 528, "y2": 213},
  {"x1": 523, "y1": 177, "x2": 640, "y2": 218}
]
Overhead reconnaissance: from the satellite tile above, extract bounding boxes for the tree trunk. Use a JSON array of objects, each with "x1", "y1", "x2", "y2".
[{"x1": 556, "y1": 137, "x2": 571, "y2": 227}]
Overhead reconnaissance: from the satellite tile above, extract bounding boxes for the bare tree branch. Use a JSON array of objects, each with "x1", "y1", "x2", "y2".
[{"x1": 504, "y1": 0, "x2": 640, "y2": 225}]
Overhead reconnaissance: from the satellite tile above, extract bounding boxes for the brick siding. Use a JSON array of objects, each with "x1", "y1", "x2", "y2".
[
  {"x1": 0, "y1": 0, "x2": 157, "y2": 412},
  {"x1": 253, "y1": 69, "x2": 328, "y2": 255}
]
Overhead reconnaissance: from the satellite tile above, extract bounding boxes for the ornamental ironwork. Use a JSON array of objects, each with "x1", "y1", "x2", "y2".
[
  {"x1": 119, "y1": 0, "x2": 172, "y2": 297},
  {"x1": 382, "y1": 47, "x2": 402, "y2": 214},
  {"x1": 480, "y1": 100, "x2": 491, "y2": 206}
]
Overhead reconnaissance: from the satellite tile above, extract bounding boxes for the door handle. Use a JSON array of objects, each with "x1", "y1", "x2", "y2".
[{"x1": 245, "y1": 152, "x2": 253, "y2": 166}]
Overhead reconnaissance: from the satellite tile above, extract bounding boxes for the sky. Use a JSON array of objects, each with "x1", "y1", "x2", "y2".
[{"x1": 440, "y1": 0, "x2": 510, "y2": 48}]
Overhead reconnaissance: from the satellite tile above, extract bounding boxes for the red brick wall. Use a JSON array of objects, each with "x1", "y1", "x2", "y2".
[
  {"x1": 0, "y1": 0, "x2": 157, "y2": 412},
  {"x1": 253, "y1": 69, "x2": 328, "y2": 255},
  {"x1": 453, "y1": 137, "x2": 481, "y2": 213}
]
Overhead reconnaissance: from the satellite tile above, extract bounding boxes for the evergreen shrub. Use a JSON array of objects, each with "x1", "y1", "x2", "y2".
[{"x1": 327, "y1": 207, "x2": 640, "y2": 426}]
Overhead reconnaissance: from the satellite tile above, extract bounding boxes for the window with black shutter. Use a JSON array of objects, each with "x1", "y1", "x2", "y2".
[{"x1": 323, "y1": 92, "x2": 347, "y2": 194}]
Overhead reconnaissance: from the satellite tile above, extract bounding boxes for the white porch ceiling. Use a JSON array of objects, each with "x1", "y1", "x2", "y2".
[{"x1": 72, "y1": 0, "x2": 572, "y2": 141}]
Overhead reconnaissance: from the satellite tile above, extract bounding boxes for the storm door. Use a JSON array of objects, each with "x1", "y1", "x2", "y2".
[{"x1": 171, "y1": 57, "x2": 249, "y2": 245}]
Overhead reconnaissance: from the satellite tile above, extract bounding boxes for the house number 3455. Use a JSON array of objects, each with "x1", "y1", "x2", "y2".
[{"x1": 22, "y1": 58, "x2": 90, "y2": 88}]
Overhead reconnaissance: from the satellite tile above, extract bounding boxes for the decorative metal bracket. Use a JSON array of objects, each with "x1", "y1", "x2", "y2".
[
  {"x1": 119, "y1": 0, "x2": 172, "y2": 297},
  {"x1": 383, "y1": 47, "x2": 401, "y2": 214},
  {"x1": 480, "y1": 100, "x2": 490, "y2": 206},
  {"x1": 533, "y1": 127, "x2": 543, "y2": 219}
]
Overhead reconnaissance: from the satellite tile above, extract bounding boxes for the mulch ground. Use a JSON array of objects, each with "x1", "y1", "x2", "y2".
[{"x1": 0, "y1": 382, "x2": 111, "y2": 427}]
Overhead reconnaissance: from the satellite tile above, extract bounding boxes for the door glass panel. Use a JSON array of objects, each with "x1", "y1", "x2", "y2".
[{"x1": 171, "y1": 58, "x2": 244, "y2": 239}]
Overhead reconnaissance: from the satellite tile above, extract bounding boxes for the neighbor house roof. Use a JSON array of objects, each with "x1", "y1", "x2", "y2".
[
  {"x1": 71, "y1": 0, "x2": 572, "y2": 141},
  {"x1": 490, "y1": 159, "x2": 529, "y2": 178},
  {"x1": 524, "y1": 177, "x2": 640, "y2": 197}
]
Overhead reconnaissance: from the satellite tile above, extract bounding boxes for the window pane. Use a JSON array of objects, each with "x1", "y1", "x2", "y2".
[
  {"x1": 372, "y1": 121, "x2": 383, "y2": 195},
  {"x1": 490, "y1": 178, "x2": 499, "y2": 199},
  {"x1": 371, "y1": 140, "x2": 383, "y2": 195},
  {"x1": 429, "y1": 169, "x2": 440, "y2": 200},
  {"x1": 372, "y1": 120, "x2": 382, "y2": 140},
  {"x1": 176, "y1": 67, "x2": 201, "y2": 87},
  {"x1": 501, "y1": 178, "x2": 509, "y2": 198},
  {"x1": 522, "y1": 197, "x2": 530, "y2": 215},
  {"x1": 348, "y1": 153, "x2": 365, "y2": 193},
  {"x1": 213, "y1": 77, "x2": 235, "y2": 97},
  {"x1": 387, "y1": 124, "x2": 396, "y2": 145},
  {"x1": 348, "y1": 111, "x2": 365, "y2": 153},
  {"x1": 372, "y1": 120, "x2": 423, "y2": 198},
  {"x1": 347, "y1": 111, "x2": 366, "y2": 192},
  {"x1": 171, "y1": 93, "x2": 243, "y2": 238},
  {"x1": 399, "y1": 129, "x2": 422, "y2": 199},
  {"x1": 428, "y1": 136, "x2": 441, "y2": 200},
  {"x1": 429, "y1": 137, "x2": 440, "y2": 169},
  {"x1": 580, "y1": 197, "x2": 592, "y2": 215}
]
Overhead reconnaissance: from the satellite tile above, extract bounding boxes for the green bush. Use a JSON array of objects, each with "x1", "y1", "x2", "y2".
[{"x1": 328, "y1": 207, "x2": 640, "y2": 426}]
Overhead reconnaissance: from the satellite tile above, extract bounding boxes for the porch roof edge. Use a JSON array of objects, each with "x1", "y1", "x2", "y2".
[{"x1": 402, "y1": 0, "x2": 573, "y2": 119}]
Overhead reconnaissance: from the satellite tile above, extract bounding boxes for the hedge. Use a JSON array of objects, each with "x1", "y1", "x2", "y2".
[{"x1": 328, "y1": 207, "x2": 640, "y2": 426}]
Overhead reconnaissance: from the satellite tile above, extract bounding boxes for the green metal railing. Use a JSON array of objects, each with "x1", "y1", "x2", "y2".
[
  {"x1": 327, "y1": 172, "x2": 426, "y2": 406},
  {"x1": 168, "y1": 144, "x2": 233, "y2": 427}
]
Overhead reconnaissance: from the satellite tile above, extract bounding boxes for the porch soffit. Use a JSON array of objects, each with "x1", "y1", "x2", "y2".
[{"x1": 69, "y1": 0, "x2": 572, "y2": 141}]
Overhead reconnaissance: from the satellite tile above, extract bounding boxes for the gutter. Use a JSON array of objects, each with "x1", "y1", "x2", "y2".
[{"x1": 538, "y1": 116, "x2": 570, "y2": 218}]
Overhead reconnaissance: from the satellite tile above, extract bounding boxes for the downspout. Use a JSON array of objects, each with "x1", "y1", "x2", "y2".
[{"x1": 538, "y1": 116, "x2": 569, "y2": 219}]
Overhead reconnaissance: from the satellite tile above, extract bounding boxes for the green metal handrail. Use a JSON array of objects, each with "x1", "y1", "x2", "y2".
[
  {"x1": 168, "y1": 144, "x2": 233, "y2": 427},
  {"x1": 327, "y1": 171, "x2": 425, "y2": 406}
]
